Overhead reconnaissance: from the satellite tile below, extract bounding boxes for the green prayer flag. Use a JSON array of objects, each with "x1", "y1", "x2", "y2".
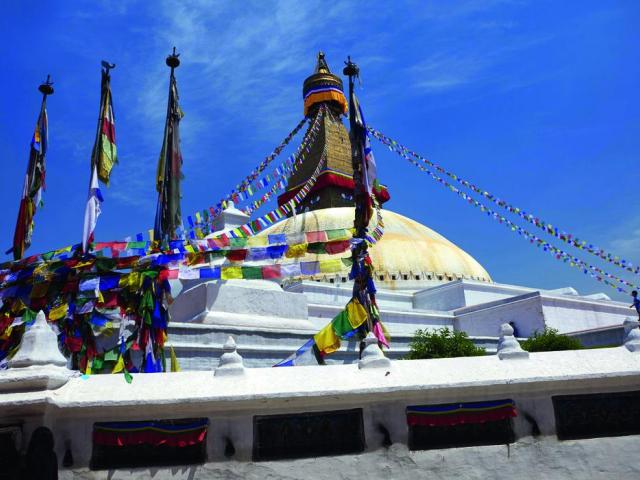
[
  {"x1": 104, "y1": 349, "x2": 118, "y2": 362},
  {"x1": 95, "y1": 257, "x2": 117, "y2": 272},
  {"x1": 307, "y1": 243, "x2": 327, "y2": 254},
  {"x1": 229, "y1": 237, "x2": 248, "y2": 248},
  {"x1": 92, "y1": 356, "x2": 104, "y2": 371},
  {"x1": 331, "y1": 309, "x2": 352, "y2": 337},
  {"x1": 327, "y1": 228, "x2": 349, "y2": 240},
  {"x1": 124, "y1": 369, "x2": 133, "y2": 384},
  {"x1": 139, "y1": 291, "x2": 154, "y2": 311},
  {"x1": 341, "y1": 258, "x2": 354, "y2": 267},
  {"x1": 22, "y1": 308, "x2": 37, "y2": 324},
  {"x1": 242, "y1": 266, "x2": 263, "y2": 279}
]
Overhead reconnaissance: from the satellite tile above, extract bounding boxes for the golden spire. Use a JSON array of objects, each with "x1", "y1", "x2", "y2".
[
  {"x1": 302, "y1": 52, "x2": 347, "y2": 117},
  {"x1": 315, "y1": 51, "x2": 330, "y2": 74}
]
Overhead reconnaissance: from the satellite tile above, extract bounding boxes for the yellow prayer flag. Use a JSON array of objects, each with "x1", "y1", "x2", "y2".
[
  {"x1": 75, "y1": 260, "x2": 94, "y2": 269},
  {"x1": 170, "y1": 346, "x2": 181, "y2": 372},
  {"x1": 319, "y1": 259, "x2": 343, "y2": 273},
  {"x1": 86, "y1": 358, "x2": 93, "y2": 375},
  {"x1": 48, "y1": 303, "x2": 68, "y2": 321},
  {"x1": 285, "y1": 243, "x2": 308, "y2": 258},
  {"x1": 314, "y1": 322, "x2": 341, "y2": 355},
  {"x1": 11, "y1": 299, "x2": 27, "y2": 315},
  {"x1": 247, "y1": 236, "x2": 268, "y2": 247},
  {"x1": 120, "y1": 272, "x2": 140, "y2": 289},
  {"x1": 221, "y1": 266, "x2": 243, "y2": 280},
  {"x1": 1, "y1": 327, "x2": 13, "y2": 340},
  {"x1": 112, "y1": 355, "x2": 125, "y2": 373},
  {"x1": 346, "y1": 299, "x2": 368, "y2": 329}
]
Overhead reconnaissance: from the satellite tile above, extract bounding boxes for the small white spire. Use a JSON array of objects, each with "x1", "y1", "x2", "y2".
[
  {"x1": 497, "y1": 323, "x2": 529, "y2": 360},
  {"x1": 358, "y1": 332, "x2": 391, "y2": 369},
  {"x1": 214, "y1": 336, "x2": 245, "y2": 376},
  {"x1": 9, "y1": 311, "x2": 67, "y2": 368}
]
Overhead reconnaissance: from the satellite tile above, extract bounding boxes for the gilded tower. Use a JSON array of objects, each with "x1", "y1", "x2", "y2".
[
  {"x1": 266, "y1": 53, "x2": 490, "y2": 287},
  {"x1": 278, "y1": 53, "x2": 379, "y2": 212}
]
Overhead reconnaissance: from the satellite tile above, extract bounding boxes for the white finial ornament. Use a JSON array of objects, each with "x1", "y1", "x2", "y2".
[
  {"x1": 358, "y1": 332, "x2": 391, "y2": 369},
  {"x1": 9, "y1": 310, "x2": 67, "y2": 368},
  {"x1": 497, "y1": 323, "x2": 529, "y2": 360},
  {"x1": 214, "y1": 336, "x2": 245, "y2": 376}
]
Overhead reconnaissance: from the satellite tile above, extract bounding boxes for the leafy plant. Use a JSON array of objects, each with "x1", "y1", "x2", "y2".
[
  {"x1": 520, "y1": 327, "x2": 582, "y2": 352},
  {"x1": 406, "y1": 328, "x2": 485, "y2": 360}
]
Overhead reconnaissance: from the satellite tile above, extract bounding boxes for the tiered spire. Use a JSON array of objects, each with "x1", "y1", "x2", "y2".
[{"x1": 278, "y1": 53, "x2": 389, "y2": 214}]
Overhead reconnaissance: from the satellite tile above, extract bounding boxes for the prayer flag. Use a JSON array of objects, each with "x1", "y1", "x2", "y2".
[
  {"x1": 273, "y1": 338, "x2": 317, "y2": 367},
  {"x1": 331, "y1": 309, "x2": 352, "y2": 338},
  {"x1": 314, "y1": 323, "x2": 340, "y2": 355},
  {"x1": 373, "y1": 321, "x2": 390, "y2": 348},
  {"x1": 346, "y1": 299, "x2": 368, "y2": 329},
  {"x1": 300, "y1": 261, "x2": 320, "y2": 275},
  {"x1": 11, "y1": 87, "x2": 50, "y2": 260},
  {"x1": 285, "y1": 243, "x2": 308, "y2": 258},
  {"x1": 261, "y1": 264, "x2": 281, "y2": 279},
  {"x1": 154, "y1": 62, "x2": 184, "y2": 243},
  {"x1": 170, "y1": 346, "x2": 181, "y2": 372},
  {"x1": 242, "y1": 266, "x2": 263, "y2": 280},
  {"x1": 320, "y1": 258, "x2": 343, "y2": 273},
  {"x1": 280, "y1": 263, "x2": 301, "y2": 278},
  {"x1": 48, "y1": 303, "x2": 68, "y2": 321},
  {"x1": 221, "y1": 266, "x2": 242, "y2": 280},
  {"x1": 91, "y1": 65, "x2": 118, "y2": 185},
  {"x1": 82, "y1": 167, "x2": 104, "y2": 252}
]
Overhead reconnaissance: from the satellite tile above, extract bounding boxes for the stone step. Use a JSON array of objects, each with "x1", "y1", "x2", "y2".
[
  {"x1": 166, "y1": 321, "x2": 498, "y2": 370},
  {"x1": 307, "y1": 303, "x2": 455, "y2": 335}
]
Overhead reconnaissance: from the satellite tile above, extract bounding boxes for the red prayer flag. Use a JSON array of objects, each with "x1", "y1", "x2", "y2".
[{"x1": 261, "y1": 264, "x2": 281, "y2": 279}]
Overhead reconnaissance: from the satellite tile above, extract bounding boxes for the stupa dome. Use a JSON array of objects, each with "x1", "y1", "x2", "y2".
[{"x1": 261, "y1": 207, "x2": 491, "y2": 289}]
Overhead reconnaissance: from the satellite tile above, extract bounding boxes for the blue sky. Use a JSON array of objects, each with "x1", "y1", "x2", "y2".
[{"x1": 1, "y1": 1, "x2": 639, "y2": 300}]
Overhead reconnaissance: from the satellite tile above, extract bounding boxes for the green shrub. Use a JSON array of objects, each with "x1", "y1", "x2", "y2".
[
  {"x1": 520, "y1": 327, "x2": 582, "y2": 352},
  {"x1": 406, "y1": 328, "x2": 485, "y2": 360}
]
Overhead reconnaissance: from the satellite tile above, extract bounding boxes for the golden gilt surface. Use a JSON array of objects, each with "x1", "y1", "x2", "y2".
[{"x1": 261, "y1": 207, "x2": 491, "y2": 284}]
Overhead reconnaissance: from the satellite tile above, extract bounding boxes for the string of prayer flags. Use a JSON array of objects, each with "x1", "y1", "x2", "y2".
[
  {"x1": 0, "y1": 247, "x2": 173, "y2": 376},
  {"x1": 384, "y1": 138, "x2": 636, "y2": 293},
  {"x1": 0, "y1": 225, "x2": 357, "y2": 273},
  {"x1": 275, "y1": 298, "x2": 386, "y2": 366},
  {"x1": 371, "y1": 127, "x2": 640, "y2": 277},
  {"x1": 342, "y1": 58, "x2": 383, "y2": 360},
  {"x1": 273, "y1": 338, "x2": 316, "y2": 367},
  {"x1": 187, "y1": 106, "x2": 325, "y2": 235},
  {"x1": 331, "y1": 299, "x2": 368, "y2": 337}
]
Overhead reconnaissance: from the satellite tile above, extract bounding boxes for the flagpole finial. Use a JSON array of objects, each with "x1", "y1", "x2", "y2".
[
  {"x1": 38, "y1": 75, "x2": 54, "y2": 96},
  {"x1": 166, "y1": 47, "x2": 181, "y2": 70},
  {"x1": 101, "y1": 60, "x2": 116, "y2": 74},
  {"x1": 343, "y1": 56, "x2": 359, "y2": 78}
]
